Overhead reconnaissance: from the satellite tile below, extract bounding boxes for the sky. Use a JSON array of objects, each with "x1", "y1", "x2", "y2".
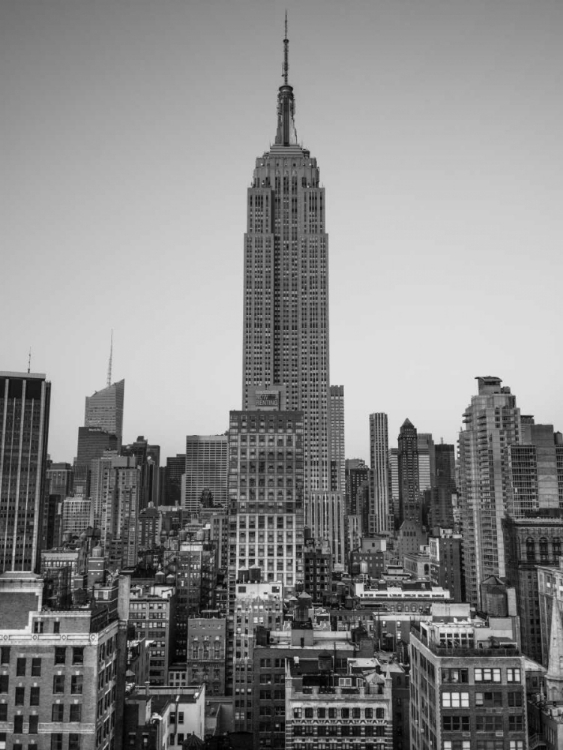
[{"x1": 2, "y1": 0, "x2": 563, "y2": 465}]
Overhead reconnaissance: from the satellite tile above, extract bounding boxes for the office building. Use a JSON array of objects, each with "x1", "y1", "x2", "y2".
[
  {"x1": 184, "y1": 435, "x2": 228, "y2": 515},
  {"x1": 329, "y1": 386, "x2": 345, "y2": 493},
  {"x1": 305, "y1": 491, "x2": 346, "y2": 570},
  {"x1": 74, "y1": 428, "x2": 119, "y2": 498},
  {"x1": 458, "y1": 376, "x2": 522, "y2": 606},
  {"x1": 241, "y1": 23, "x2": 332, "y2": 498},
  {"x1": 84, "y1": 379, "x2": 124, "y2": 444},
  {"x1": 61, "y1": 496, "x2": 93, "y2": 537},
  {"x1": 388, "y1": 449, "x2": 400, "y2": 529},
  {"x1": 162, "y1": 454, "x2": 185, "y2": 506},
  {"x1": 429, "y1": 528, "x2": 464, "y2": 602},
  {"x1": 228, "y1": 406, "x2": 305, "y2": 590},
  {"x1": 369, "y1": 413, "x2": 391, "y2": 535},
  {"x1": 397, "y1": 419, "x2": 420, "y2": 526},
  {"x1": 410, "y1": 603, "x2": 528, "y2": 750},
  {"x1": 128, "y1": 583, "x2": 177, "y2": 686},
  {"x1": 0, "y1": 371, "x2": 51, "y2": 573},
  {"x1": 0, "y1": 570, "x2": 127, "y2": 750},
  {"x1": 428, "y1": 443, "x2": 456, "y2": 529}
]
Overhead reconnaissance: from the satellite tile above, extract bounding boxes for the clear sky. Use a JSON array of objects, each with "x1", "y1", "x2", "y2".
[{"x1": 2, "y1": 0, "x2": 563, "y2": 465}]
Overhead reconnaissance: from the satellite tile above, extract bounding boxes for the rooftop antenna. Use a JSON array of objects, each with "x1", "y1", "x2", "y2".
[
  {"x1": 27, "y1": 348, "x2": 31, "y2": 374},
  {"x1": 282, "y1": 11, "x2": 289, "y2": 85},
  {"x1": 107, "y1": 330, "x2": 113, "y2": 387}
]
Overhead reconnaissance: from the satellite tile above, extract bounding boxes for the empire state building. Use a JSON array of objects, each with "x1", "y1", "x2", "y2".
[{"x1": 242, "y1": 25, "x2": 331, "y2": 496}]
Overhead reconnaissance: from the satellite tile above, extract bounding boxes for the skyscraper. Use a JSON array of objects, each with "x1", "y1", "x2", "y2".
[
  {"x1": 184, "y1": 435, "x2": 228, "y2": 515},
  {"x1": 458, "y1": 376, "x2": 521, "y2": 607},
  {"x1": 397, "y1": 418, "x2": 420, "y2": 525},
  {"x1": 0, "y1": 371, "x2": 51, "y2": 573},
  {"x1": 241, "y1": 23, "x2": 331, "y2": 498},
  {"x1": 329, "y1": 385, "x2": 345, "y2": 493},
  {"x1": 369, "y1": 413, "x2": 390, "y2": 534},
  {"x1": 84, "y1": 379, "x2": 124, "y2": 444}
]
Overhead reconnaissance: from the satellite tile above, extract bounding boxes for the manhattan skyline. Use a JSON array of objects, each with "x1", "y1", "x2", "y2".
[{"x1": 3, "y1": 0, "x2": 563, "y2": 464}]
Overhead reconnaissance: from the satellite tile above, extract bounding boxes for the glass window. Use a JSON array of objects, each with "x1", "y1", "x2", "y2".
[
  {"x1": 14, "y1": 716, "x2": 23, "y2": 734},
  {"x1": 16, "y1": 659, "x2": 26, "y2": 677},
  {"x1": 31, "y1": 658, "x2": 41, "y2": 677},
  {"x1": 52, "y1": 704, "x2": 64, "y2": 722},
  {"x1": 54, "y1": 648, "x2": 66, "y2": 666},
  {"x1": 28, "y1": 716, "x2": 39, "y2": 734},
  {"x1": 15, "y1": 687, "x2": 25, "y2": 705},
  {"x1": 30, "y1": 687, "x2": 40, "y2": 706},
  {"x1": 51, "y1": 735, "x2": 63, "y2": 750},
  {"x1": 442, "y1": 692, "x2": 469, "y2": 708},
  {"x1": 69, "y1": 734, "x2": 81, "y2": 750},
  {"x1": 72, "y1": 648, "x2": 84, "y2": 666},
  {"x1": 53, "y1": 676, "x2": 65, "y2": 694},
  {"x1": 70, "y1": 704, "x2": 82, "y2": 722},
  {"x1": 0, "y1": 647, "x2": 9, "y2": 665},
  {"x1": 71, "y1": 675, "x2": 83, "y2": 695}
]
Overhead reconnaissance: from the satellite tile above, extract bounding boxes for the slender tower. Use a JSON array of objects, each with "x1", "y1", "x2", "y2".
[{"x1": 242, "y1": 18, "x2": 331, "y2": 497}]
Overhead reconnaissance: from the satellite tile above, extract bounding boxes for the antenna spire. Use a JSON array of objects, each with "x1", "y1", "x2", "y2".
[
  {"x1": 283, "y1": 11, "x2": 289, "y2": 85},
  {"x1": 107, "y1": 330, "x2": 113, "y2": 387},
  {"x1": 28, "y1": 348, "x2": 31, "y2": 374}
]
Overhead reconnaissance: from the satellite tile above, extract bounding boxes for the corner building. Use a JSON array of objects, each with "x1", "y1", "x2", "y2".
[{"x1": 242, "y1": 29, "x2": 331, "y2": 496}]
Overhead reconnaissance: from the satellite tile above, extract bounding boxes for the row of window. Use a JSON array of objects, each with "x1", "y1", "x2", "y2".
[
  {"x1": 0, "y1": 647, "x2": 84, "y2": 668},
  {"x1": 444, "y1": 743, "x2": 524, "y2": 750},
  {"x1": 294, "y1": 726, "x2": 386, "y2": 737},
  {"x1": 442, "y1": 690, "x2": 523, "y2": 709},
  {"x1": 442, "y1": 715, "x2": 524, "y2": 731},
  {"x1": 294, "y1": 707, "x2": 385, "y2": 720},
  {"x1": 440, "y1": 667, "x2": 521, "y2": 683},
  {"x1": 0, "y1": 676, "x2": 83, "y2": 697}
]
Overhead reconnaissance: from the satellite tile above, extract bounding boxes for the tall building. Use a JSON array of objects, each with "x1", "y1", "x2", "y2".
[
  {"x1": 0, "y1": 371, "x2": 51, "y2": 573},
  {"x1": 73, "y1": 427, "x2": 119, "y2": 497},
  {"x1": 184, "y1": 435, "x2": 228, "y2": 515},
  {"x1": 241, "y1": 23, "x2": 332, "y2": 498},
  {"x1": 397, "y1": 418, "x2": 420, "y2": 525},
  {"x1": 429, "y1": 443, "x2": 456, "y2": 529},
  {"x1": 417, "y1": 432, "x2": 435, "y2": 494},
  {"x1": 329, "y1": 385, "x2": 345, "y2": 493},
  {"x1": 162, "y1": 453, "x2": 185, "y2": 506},
  {"x1": 227, "y1": 402, "x2": 304, "y2": 590},
  {"x1": 388, "y1": 448, "x2": 400, "y2": 528},
  {"x1": 410, "y1": 604, "x2": 528, "y2": 750},
  {"x1": 458, "y1": 376, "x2": 522, "y2": 606},
  {"x1": 369, "y1": 413, "x2": 390, "y2": 535},
  {"x1": 84, "y1": 379, "x2": 124, "y2": 444}
]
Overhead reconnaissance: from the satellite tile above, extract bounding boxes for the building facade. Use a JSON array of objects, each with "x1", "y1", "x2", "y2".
[
  {"x1": 184, "y1": 436, "x2": 228, "y2": 515},
  {"x1": 0, "y1": 372, "x2": 51, "y2": 574},
  {"x1": 329, "y1": 386, "x2": 345, "y2": 493},
  {"x1": 369, "y1": 413, "x2": 391, "y2": 535},
  {"x1": 458, "y1": 376, "x2": 522, "y2": 607},
  {"x1": 397, "y1": 419, "x2": 420, "y2": 526},
  {"x1": 241, "y1": 27, "x2": 332, "y2": 498},
  {"x1": 84, "y1": 380, "x2": 124, "y2": 445}
]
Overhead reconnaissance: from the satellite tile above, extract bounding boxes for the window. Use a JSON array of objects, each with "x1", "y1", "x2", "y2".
[
  {"x1": 365, "y1": 708, "x2": 373, "y2": 719},
  {"x1": 54, "y1": 622, "x2": 60, "y2": 634},
  {"x1": 16, "y1": 659, "x2": 26, "y2": 677},
  {"x1": 508, "y1": 716, "x2": 523, "y2": 731},
  {"x1": 15, "y1": 687, "x2": 25, "y2": 705},
  {"x1": 341, "y1": 708, "x2": 349, "y2": 719},
  {"x1": 509, "y1": 743, "x2": 524, "y2": 750},
  {"x1": 53, "y1": 676, "x2": 65, "y2": 694},
  {"x1": 476, "y1": 716, "x2": 503, "y2": 732},
  {"x1": 177, "y1": 736, "x2": 184, "y2": 745},
  {"x1": 442, "y1": 692, "x2": 469, "y2": 708},
  {"x1": 70, "y1": 704, "x2": 82, "y2": 722},
  {"x1": 70, "y1": 675, "x2": 83, "y2": 695},
  {"x1": 33, "y1": 622, "x2": 44, "y2": 634},
  {"x1": 0, "y1": 706, "x2": 6, "y2": 721},
  {"x1": 30, "y1": 685, "x2": 40, "y2": 706},
  {"x1": 178, "y1": 712, "x2": 184, "y2": 724},
  {"x1": 506, "y1": 668, "x2": 521, "y2": 682},
  {"x1": 508, "y1": 691, "x2": 523, "y2": 707},
  {"x1": 52, "y1": 704, "x2": 64, "y2": 722},
  {"x1": 0, "y1": 647, "x2": 9, "y2": 665},
  {"x1": 475, "y1": 692, "x2": 502, "y2": 707},
  {"x1": 31, "y1": 658, "x2": 41, "y2": 677},
  {"x1": 293, "y1": 709, "x2": 301, "y2": 719},
  {"x1": 352, "y1": 707, "x2": 361, "y2": 719},
  {"x1": 51, "y1": 735, "x2": 63, "y2": 750},
  {"x1": 0, "y1": 676, "x2": 8, "y2": 693},
  {"x1": 14, "y1": 716, "x2": 23, "y2": 733},
  {"x1": 69, "y1": 735, "x2": 81, "y2": 750},
  {"x1": 28, "y1": 716, "x2": 38, "y2": 734},
  {"x1": 443, "y1": 743, "x2": 471, "y2": 750},
  {"x1": 474, "y1": 668, "x2": 501, "y2": 683},
  {"x1": 54, "y1": 648, "x2": 66, "y2": 665},
  {"x1": 304, "y1": 708, "x2": 313, "y2": 719},
  {"x1": 72, "y1": 648, "x2": 84, "y2": 666},
  {"x1": 443, "y1": 716, "x2": 470, "y2": 732},
  {"x1": 441, "y1": 668, "x2": 468, "y2": 684}
]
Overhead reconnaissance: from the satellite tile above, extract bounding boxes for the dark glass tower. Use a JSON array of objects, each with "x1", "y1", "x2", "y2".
[
  {"x1": 0, "y1": 371, "x2": 51, "y2": 572},
  {"x1": 241, "y1": 25, "x2": 330, "y2": 496}
]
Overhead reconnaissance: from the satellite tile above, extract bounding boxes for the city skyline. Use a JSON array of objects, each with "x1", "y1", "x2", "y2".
[{"x1": 3, "y1": 0, "x2": 563, "y2": 464}]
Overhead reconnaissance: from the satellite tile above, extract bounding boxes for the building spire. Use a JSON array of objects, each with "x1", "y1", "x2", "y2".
[
  {"x1": 283, "y1": 11, "x2": 289, "y2": 85},
  {"x1": 275, "y1": 12, "x2": 298, "y2": 147},
  {"x1": 107, "y1": 330, "x2": 113, "y2": 387}
]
